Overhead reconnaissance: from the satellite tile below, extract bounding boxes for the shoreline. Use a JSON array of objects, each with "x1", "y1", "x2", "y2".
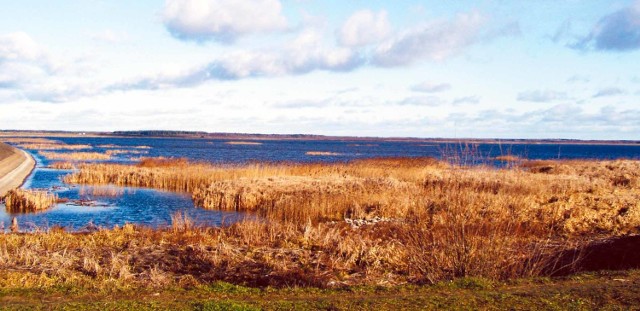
[{"x1": 0, "y1": 143, "x2": 36, "y2": 197}]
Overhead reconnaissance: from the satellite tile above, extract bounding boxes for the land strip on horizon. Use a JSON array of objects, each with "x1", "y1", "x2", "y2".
[{"x1": 1, "y1": 130, "x2": 639, "y2": 145}]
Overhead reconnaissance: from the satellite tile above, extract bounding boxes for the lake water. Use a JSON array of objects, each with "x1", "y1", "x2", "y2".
[{"x1": 2, "y1": 137, "x2": 640, "y2": 231}]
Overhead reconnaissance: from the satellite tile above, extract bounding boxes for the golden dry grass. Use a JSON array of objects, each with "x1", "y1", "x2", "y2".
[
  {"x1": 105, "y1": 149, "x2": 148, "y2": 156},
  {"x1": 3, "y1": 189, "x2": 58, "y2": 213},
  {"x1": 18, "y1": 143, "x2": 92, "y2": 150},
  {"x1": 494, "y1": 155, "x2": 520, "y2": 162},
  {"x1": 225, "y1": 141, "x2": 263, "y2": 145},
  {"x1": 1, "y1": 157, "x2": 637, "y2": 288},
  {"x1": 48, "y1": 162, "x2": 76, "y2": 169},
  {"x1": 0, "y1": 137, "x2": 57, "y2": 144},
  {"x1": 39, "y1": 151, "x2": 111, "y2": 161},
  {"x1": 306, "y1": 151, "x2": 341, "y2": 156}
]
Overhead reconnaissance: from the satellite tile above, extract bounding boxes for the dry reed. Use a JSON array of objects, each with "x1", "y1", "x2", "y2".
[
  {"x1": 225, "y1": 141, "x2": 263, "y2": 145},
  {"x1": 4, "y1": 189, "x2": 58, "y2": 213},
  {"x1": 48, "y1": 162, "x2": 76, "y2": 169},
  {"x1": 105, "y1": 149, "x2": 148, "y2": 156},
  {"x1": 306, "y1": 151, "x2": 341, "y2": 156},
  {"x1": 7, "y1": 156, "x2": 630, "y2": 287},
  {"x1": 18, "y1": 143, "x2": 92, "y2": 150},
  {"x1": 39, "y1": 151, "x2": 111, "y2": 161}
]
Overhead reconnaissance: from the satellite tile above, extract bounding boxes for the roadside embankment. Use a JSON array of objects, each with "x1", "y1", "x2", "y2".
[{"x1": 0, "y1": 142, "x2": 35, "y2": 197}]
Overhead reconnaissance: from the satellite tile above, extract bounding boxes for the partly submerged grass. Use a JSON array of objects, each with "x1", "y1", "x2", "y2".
[
  {"x1": 3, "y1": 189, "x2": 58, "y2": 213},
  {"x1": 39, "y1": 151, "x2": 111, "y2": 161}
]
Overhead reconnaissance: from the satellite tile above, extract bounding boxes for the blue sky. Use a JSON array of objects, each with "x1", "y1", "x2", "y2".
[{"x1": 1, "y1": 0, "x2": 639, "y2": 139}]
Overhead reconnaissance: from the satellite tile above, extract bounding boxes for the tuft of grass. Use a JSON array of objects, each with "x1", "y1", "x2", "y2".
[
  {"x1": 4, "y1": 189, "x2": 58, "y2": 213},
  {"x1": 49, "y1": 161, "x2": 76, "y2": 169}
]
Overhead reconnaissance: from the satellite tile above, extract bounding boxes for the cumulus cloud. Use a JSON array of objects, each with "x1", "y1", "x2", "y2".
[
  {"x1": 411, "y1": 81, "x2": 451, "y2": 93},
  {"x1": 593, "y1": 87, "x2": 625, "y2": 98},
  {"x1": 397, "y1": 95, "x2": 444, "y2": 106},
  {"x1": 0, "y1": 32, "x2": 100, "y2": 103},
  {"x1": 0, "y1": 33, "x2": 55, "y2": 98},
  {"x1": 338, "y1": 9, "x2": 391, "y2": 47},
  {"x1": 109, "y1": 29, "x2": 363, "y2": 90},
  {"x1": 573, "y1": 2, "x2": 640, "y2": 51},
  {"x1": 517, "y1": 90, "x2": 568, "y2": 103},
  {"x1": 161, "y1": 0, "x2": 288, "y2": 43},
  {"x1": 373, "y1": 11, "x2": 486, "y2": 66}
]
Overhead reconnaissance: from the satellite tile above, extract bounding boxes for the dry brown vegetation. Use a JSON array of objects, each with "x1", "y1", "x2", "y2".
[
  {"x1": 39, "y1": 151, "x2": 111, "y2": 161},
  {"x1": 105, "y1": 149, "x2": 149, "y2": 156},
  {"x1": 18, "y1": 143, "x2": 92, "y2": 150},
  {"x1": 306, "y1": 151, "x2": 341, "y2": 156},
  {"x1": 0, "y1": 137, "x2": 91, "y2": 151},
  {"x1": 48, "y1": 162, "x2": 76, "y2": 169},
  {"x1": 44, "y1": 157, "x2": 640, "y2": 286},
  {"x1": 0, "y1": 137, "x2": 55, "y2": 144},
  {"x1": 225, "y1": 141, "x2": 263, "y2": 145},
  {"x1": 3, "y1": 189, "x2": 58, "y2": 213}
]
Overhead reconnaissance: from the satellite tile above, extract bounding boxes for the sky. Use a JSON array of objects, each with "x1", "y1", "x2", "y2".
[{"x1": 1, "y1": 0, "x2": 640, "y2": 139}]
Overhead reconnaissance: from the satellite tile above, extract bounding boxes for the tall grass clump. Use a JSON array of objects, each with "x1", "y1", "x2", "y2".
[{"x1": 4, "y1": 189, "x2": 58, "y2": 213}]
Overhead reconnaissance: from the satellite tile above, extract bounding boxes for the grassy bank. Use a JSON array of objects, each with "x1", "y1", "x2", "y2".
[{"x1": 1, "y1": 270, "x2": 640, "y2": 310}]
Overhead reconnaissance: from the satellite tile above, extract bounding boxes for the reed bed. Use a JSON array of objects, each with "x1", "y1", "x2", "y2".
[
  {"x1": 306, "y1": 151, "x2": 341, "y2": 156},
  {"x1": 78, "y1": 186, "x2": 124, "y2": 198},
  {"x1": 18, "y1": 143, "x2": 92, "y2": 150},
  {"x1": 64, "y1": 157, "x2": 640, "y2": 235},
  {"x1": 0, "y1": 137, "x2": 57, "y2": 144},
  {"x1": 225, "y1": 141, "x2": 263, "y2": 145},
  {"x1": 1, "y1": 157, "x2": 636, "y2": 288},
  {"x1": 48, "y1": 162, "x2": 76, "y2": 169},
  {"x1": 39, "y1": 151, "x2": 111, "y2": 161},
  {"x1": 3, "y1": 189, "x2": 58, "y2": 213},
  {"x1": 105, "y1": 149, "x2": 148, "y2": 156}
]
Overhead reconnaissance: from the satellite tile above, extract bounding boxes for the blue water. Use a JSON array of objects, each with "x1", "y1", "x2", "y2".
[
  {"x1": 27, "y1": 137, "x2": 640, "y2": 165},
  {"x1": 2, "y1": 137, "x2": 640, "y2": 231},
  {"x1": 0, "y1": 163, "x2": 244, "y2": 231}
]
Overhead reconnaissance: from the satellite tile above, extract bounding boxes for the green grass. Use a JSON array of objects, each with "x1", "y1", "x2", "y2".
[{"x1": 1, "y1": 270, "x2": 640, "y2": 310}]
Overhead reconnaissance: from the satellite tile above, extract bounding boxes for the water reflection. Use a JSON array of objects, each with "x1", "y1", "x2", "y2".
[{"x1": 1, "y1": 154, "x2": 245, "y2": 231}]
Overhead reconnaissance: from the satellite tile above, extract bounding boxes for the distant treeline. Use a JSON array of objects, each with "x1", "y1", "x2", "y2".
[
  {"x1": 113, "y1": 131, "x2": 208, "y2": 137},
  {"x1": 111, "y1": 130, "x2": 327, "y2": 139}
]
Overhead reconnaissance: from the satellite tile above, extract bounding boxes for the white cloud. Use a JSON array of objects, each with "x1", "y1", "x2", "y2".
[
  {"x1": 0, "y1": 32, "x2": 99, "y2": 103},
  {"x1": 161, "y1": 0, "x2": 288, "y2": 43},
  {"x1": 373, "y1": 11, "x2": 486, "y2": 66},
  {"x1": 110, "y1": 29, "x2": 363, "y2": 90},
  {"x1": 411, "y1": 81, "x2": 451, "y2": 93},
  {"x1": 397, "y1": 95, "x2": 445, "y2": 106},
  {"x1": 338, "y1": 9, "x2": 391, "y2": 47},
  {"x1": 0, "y1": 32, "x2": 53, "y2": 93},
  {"x1": 90, "y1": 30, "x2": 130, "y2": 43}
]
